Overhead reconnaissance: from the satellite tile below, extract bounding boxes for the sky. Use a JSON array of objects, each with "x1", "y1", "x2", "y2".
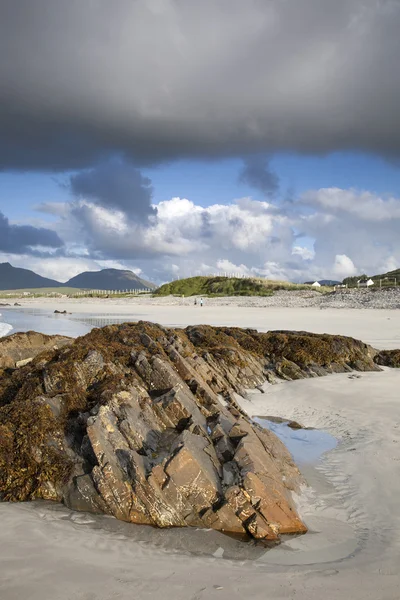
[{"x1": 1, "y1": 0, "x2": 400, "y2": 284}]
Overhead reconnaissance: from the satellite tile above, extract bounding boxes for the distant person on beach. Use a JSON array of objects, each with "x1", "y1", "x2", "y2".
[
  {"x1": 200, "y1": 298, "x2": 203, "y2": 307},
  {"x1": 194, "y1": 298, "x2": 197, "y2": 306}
]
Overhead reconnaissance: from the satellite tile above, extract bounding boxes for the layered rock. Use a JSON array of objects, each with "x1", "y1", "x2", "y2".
[
  {"x1": 0, "y1": 331, "x2": 72, "y2": 369},
  {"x1": 0, "y1": 323, "x2": 390, "y2": 543}
]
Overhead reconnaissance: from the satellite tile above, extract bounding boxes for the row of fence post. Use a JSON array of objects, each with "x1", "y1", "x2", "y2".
[
  {"x1": 175, "y1": 272, "x2": 253, "y2": 280},
  {"x1": 72, "y1": 288, "x2": 152, "y2": 296}
]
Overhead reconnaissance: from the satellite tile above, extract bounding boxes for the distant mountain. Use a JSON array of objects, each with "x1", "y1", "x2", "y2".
[
  {"x1": 0, "y1": 263, "x2": 156, "y2": 292},
  {"x1": 65, "y1": 268, "x2": 156, "y2": 291},
  {"x1": 0, "y1": 262, "x2": 61, "y2": 290},
  {"x1": 318, "y1": 279, "x2": 341, "y2": 286}
]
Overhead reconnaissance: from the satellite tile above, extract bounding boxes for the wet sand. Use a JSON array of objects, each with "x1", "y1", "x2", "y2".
[
  {"x1": 2, "y1": 298, "x2": 400, "y2": 348},
  {"x1": 1, "y1": 300, "x2": 400, "y2": 599}
]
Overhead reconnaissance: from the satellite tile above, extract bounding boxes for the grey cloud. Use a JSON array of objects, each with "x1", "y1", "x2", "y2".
[
  {"x1": 0, "y1": 211, "x2": 63, "y2": 254},
  {"x1": 0, "y1": 0, "x2": 400, "y2": 171},
  {"x1": 239, "y1": 157, "x2": 279, "y2": 197},
  {"x1": 68, "y1": 203, "x2": 158, "y2": 261},
  {"x1": 295, "y1": 188, "x2": 400, "y2": 275},
  {"x1": 69, "y1": 159, "x2": 156, "y2": 221},
  {"x1": 198, "y1": 212, "x2": 213, "y2": 239}
]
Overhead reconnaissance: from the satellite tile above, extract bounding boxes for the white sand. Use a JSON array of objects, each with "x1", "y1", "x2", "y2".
[{"x1": 1, "y1": 300, "x2": 400, "y2": 599}]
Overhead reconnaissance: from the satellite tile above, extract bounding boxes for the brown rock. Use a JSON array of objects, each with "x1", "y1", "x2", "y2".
[
  {"x1": 2, "y1": 322, "x2": 387, "y2": 544},
  {"x1": 0, "y1": 331, "x2": 72, "y2": 369},
  {"x1": 165, "y1": 430, "x2": 223, "y2": 513},
  {"x1": 153, "y1": 384, "x2": 207, "y2": 431},
  {"x1": 374, "y1": 349, "x2": 400, "y2": 368},
  {"x1": 225, "y1": 485, "x2": 278, "y2": 541},
  {"x1": 246, "y1": 512, "x2": 279, "y2": 541},
  {"x1": 201, "y1": 503, "x2": 246, "y2": 536},
  {"x1": 243, "y1": 472, "x2": 307, "y2": 535}
]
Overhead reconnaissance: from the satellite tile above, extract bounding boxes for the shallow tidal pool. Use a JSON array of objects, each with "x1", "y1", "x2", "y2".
[{"x1": 254, "y1": 417, "x2": 338, "y2": 465}]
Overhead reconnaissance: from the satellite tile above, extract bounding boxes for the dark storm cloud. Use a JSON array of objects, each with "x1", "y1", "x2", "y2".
[
  {"x1": 0, "y1": 0, "x2": 400, "y2": 171},
  {"x1": 69, "y1": 159, "x2": 156, "y2": 221},
  {"x1": 239, "y1": 157, "x2": 279, "y2": 197},
  {"x1": 0, "y1": 211, "x2": 63, "y2": 254}
]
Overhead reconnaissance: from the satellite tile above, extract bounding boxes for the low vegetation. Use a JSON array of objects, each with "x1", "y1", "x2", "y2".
[
  {"x1": 0, "y1": 287, "x2": 83, "y2": 298},
  {"x1": 154, "y1": 276, "x2": 332, "y2": 297},
  {"x1": 0, "y1": 288, "x2": 151, "y2": 299},
  {"x1": 343, "y1": 268, "x2": 400, "y2": 288}
]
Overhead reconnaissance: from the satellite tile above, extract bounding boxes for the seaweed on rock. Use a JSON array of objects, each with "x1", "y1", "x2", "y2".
[{"x1": 0, "y1": 323, "x2": 391, "y2": 543}]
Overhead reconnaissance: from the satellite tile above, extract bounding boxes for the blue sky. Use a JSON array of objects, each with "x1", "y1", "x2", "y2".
[
  {"x1": 147, "y1": 152, "x2": 400, "y2": 206},
  {"x1": 2, "y1": 152, "x2": 400, "y2": 221}
]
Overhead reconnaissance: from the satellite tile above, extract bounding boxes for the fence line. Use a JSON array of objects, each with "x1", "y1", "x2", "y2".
[
  {"x1": 176, "y1": 272, "x2": 255, "y2": 280},
  {"x1": 71, "y1": 288, "x2": 153, "y2": 297}
]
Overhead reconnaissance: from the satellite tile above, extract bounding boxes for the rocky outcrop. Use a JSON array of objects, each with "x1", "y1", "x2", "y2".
[
  {"x1": 0, "y1": 323, "x2": 390, "y2": 543},
  {"x1": 374, "y1": 349, "x2": 400, "y2": 368},
  {"x1": 0, "y1": 331, "x2": 72, "y2": 369}
]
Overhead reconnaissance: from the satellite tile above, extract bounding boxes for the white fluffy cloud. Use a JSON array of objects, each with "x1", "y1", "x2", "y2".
[
  {"x1": 26, "y1": 195, "x2": 300, "y2": 281},
  {"x1": 50, "y1": 195, "x2": 295, "y2": 263},
  {"x1": 297, "y1": 187, "x2": 400, "y2": 278},
  {"x1": 5, "y1": 186, "x2": 400, "y2": 284},
  {"x1": 333, "y1": 254, "x2": 357, "y2": 278}
]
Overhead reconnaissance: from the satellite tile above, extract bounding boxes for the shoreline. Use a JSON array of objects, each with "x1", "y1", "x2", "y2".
[
  {"x1": 239, "y1": 369, "x2": 400, "y2": 571},
  {"x1": 1, "y1": 301, "x2": 400, "y2": 349},
  {"x1": 2, "y1": 286, "x2": 400, "y2": 310}
]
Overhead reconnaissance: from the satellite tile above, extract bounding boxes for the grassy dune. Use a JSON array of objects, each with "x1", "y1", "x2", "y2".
[{"x1": 154, "y1": 276, "x2": 331, "y2": 297}]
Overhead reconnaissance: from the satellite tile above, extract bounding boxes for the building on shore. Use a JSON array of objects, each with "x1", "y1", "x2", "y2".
[{"x1": 358, "y1": 278, "x2": 374, "y2": 288}]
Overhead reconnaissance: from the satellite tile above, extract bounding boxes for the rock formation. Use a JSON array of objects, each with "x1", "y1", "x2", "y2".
[
  {"x1": 374, "y1": 349, "x2": 400, "y2": 368},
  {"x1": 0, "y1": 323, "x2": 390, "y2": 543},
  {"x1": 0, "y1": 331, "x2": 72, "y2": 369}
]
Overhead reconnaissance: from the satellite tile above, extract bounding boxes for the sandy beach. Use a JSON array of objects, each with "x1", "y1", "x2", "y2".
[
  {"x1": 1, "y1": 299, "x2": 400, "y2": 599},
  {"x1": 1, "y1": 296, "x2": 400, "y2": 349}
]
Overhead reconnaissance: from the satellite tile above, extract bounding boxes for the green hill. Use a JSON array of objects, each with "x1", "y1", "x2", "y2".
[
  {"x1": 372, "y1": 268, "x2": 400, "y2": 281},
  {"x1": 154, "y1": 276, "x2": 328, "y2": 297},
  {"x1": 343, "y1": 268, "x2": 400, "y2": 287}
]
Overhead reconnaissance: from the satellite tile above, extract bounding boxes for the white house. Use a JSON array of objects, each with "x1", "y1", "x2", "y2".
[
  {"x1": 311, "y1": 281, "x2": 321, "y2": 288},
  {"x1": 358, "y1": 278, "x2": 374, "y2": 288}
]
